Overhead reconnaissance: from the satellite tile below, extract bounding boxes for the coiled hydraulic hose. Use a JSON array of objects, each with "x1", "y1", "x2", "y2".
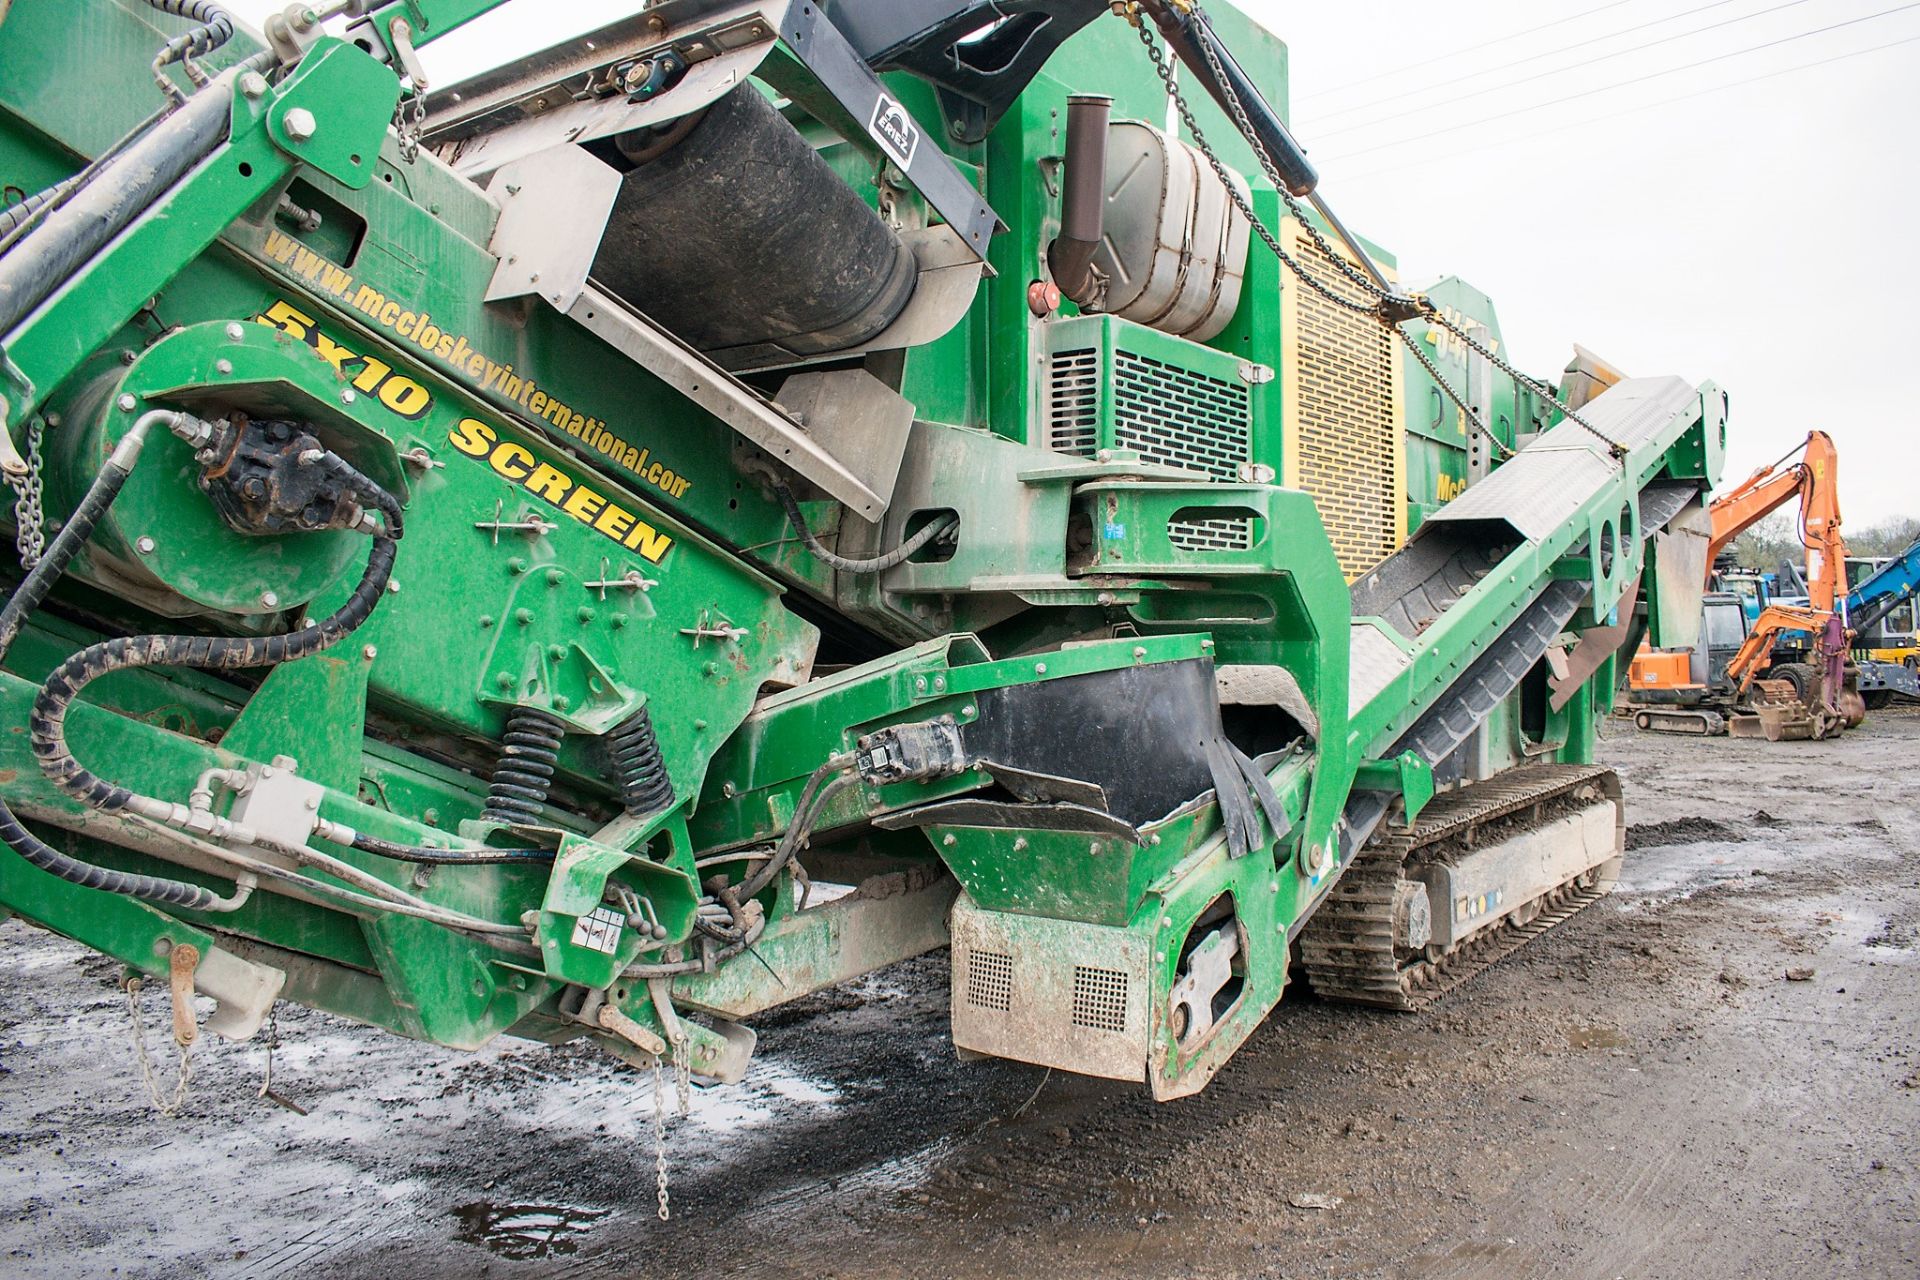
[
  {"x1": 772, "y1": 483, "x2": 957, "y2": 575},
  {"x1": 0, "y1": 414, "x2": 244, "y2": 910},
  {"x1": 145, "y1": 0, "x2": 237, "y2": 101},
  {"x1": 30, "y1": 505, "x2": 401, "y2": 823}
]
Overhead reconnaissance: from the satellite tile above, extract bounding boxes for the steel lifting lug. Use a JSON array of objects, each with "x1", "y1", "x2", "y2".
[{"x1": 168, "y1": 943, "x2": 202, "y2": 1048}]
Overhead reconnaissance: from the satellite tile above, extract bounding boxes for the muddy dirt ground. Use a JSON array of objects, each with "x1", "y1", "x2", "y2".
[{"x1": 3, "y1": 713, "x2": 1917, "y2": 1279}]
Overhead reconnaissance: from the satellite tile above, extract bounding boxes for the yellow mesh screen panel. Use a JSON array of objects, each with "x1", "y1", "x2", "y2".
[{"x1": 1281, "y1": 219, "x2": 1404, "y2": 581}]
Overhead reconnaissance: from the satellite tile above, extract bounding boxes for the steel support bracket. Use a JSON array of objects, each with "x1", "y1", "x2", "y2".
[
  {"x1": 1353, "y1": 751, "x2": 1435, "y2": 830},
  {"x1": 772, "y1": 3, "x2": 1002, "y2": 264},
  {"x1": 263, "y1": 38, "x2": 401, "y2": 190}
]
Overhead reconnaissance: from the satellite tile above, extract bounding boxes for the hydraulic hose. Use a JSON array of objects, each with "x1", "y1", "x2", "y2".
[
  {"x1": 347, "y1": 831, "x2": 556, "y2": 866},
  {"x1": 144, "y1": 0, "x2": 237, "y2": 101},
  {"x1": 773, "y1": 483, "x2": 956, "y2": 575},
  {"x1": 0, "y1": 104, "x2": 177, "y2": 261},
  {"x1": 0, "y1": 187, "x2": 59, "y2": 243},
  {"x1": 0, "y1": 62, "x2": 236, "y2": 339},
  {"x1": 722, "y1": 753, "x2": 857, "y2": 907},
  {"x1": 0, "y1": 413, "x2": 245, "y2": 911},
  {"x1": 30, "y1": 533, "x2": 398, "y2": 820}
]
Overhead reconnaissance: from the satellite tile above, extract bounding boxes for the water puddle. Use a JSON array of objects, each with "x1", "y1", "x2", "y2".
[
  {"x1": 452, "y1": 1201, "x2": 612, "y2": 1259},
  {"x1": 1565, "y1": 1024, "x2": 1629, "y2": 1050}
]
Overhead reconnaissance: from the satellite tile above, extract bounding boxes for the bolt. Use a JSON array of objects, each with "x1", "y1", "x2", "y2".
[
  {"x1": 933, "y1": 675, "x2": 946, "y2": 692},
  {"x1": 1133, "y1": 646, "x2": 1148, "y2": 661},
  {"x1": 547, "y1": 644, "x2": 566, "y2": 661},
  {"x1": 1150, "y1": 833, "x2": 1161, "y2": 846},
  {"x1": 507, "y1": 557, "x2": 528, "y2": 575},
  {"x1": 215, "y1": 359, "x2": 233, "y2": 375},
  {"x1": 553, "y1": 695, "x2": 570, "y2": 711},
  {"x1": 340, "y1": 388, "x2": 355, "y2": 404},
  {"x1": 942, "y1": 834, "x2": 957, "y2": 847},
  {"x1": 693, "y1": 719, "x2": 707, "y2": 731},
  {"x1": 384, "y1": 580, "x2": 401, "y2": 596},
  {"x1": 225, "y1": 322, "x2": 246, "y2": 341},
  {"x1": 1035, "y1": 662, "x2": 1048, "y2": 675},
  {"x1": 120, "y1": 350, "x2": 137, "y2": 366},
  {"x1": 117, "y1": 394, "x2": 137, "y2": 412},
  {"x1": 721, "y1": 782, "x2": 737, "y2": 798},
  {"x1": 1270, "y1": 880, "x2": 1279, "y2": 894},
  {"x1": 260, "y1": 590, "x2": 280, "y2": 608},
  {"x1": 962, "y1": 704, "x2": 976, "y2": 717},
  {"x1": 239, "y1": 71, "x2": 269, "y2": 99},
  {"x1": 361, "y1": 644, "x2": 377, "y2": 661},
  {"x1": 515, "y1": 609, "x2": 534, "y2": 626},
  {"x1": 497, "y1": 672, "x2": 516, "y2": 690},
  {"x1": 283, "y1": 107, "x2": 318, "y2": 141},
  {"x1": 546, "y1": 568, "x2": 564, "y2": 586},
  {"x1": 577, "y1": 607, "x2": 595, "y2": 623},
  {"x1": 610, "y1": 613, "x2": 628, "y2": 629},
  {"x1": 1013, "y1": 837, "x2": 1028, "y2": 852},
  {"x1": 136, "y1": 536, "x2": 156, "y2": 554},
  {"x1": 1161, "y1": 915, "x2": 1173, "y2": 928},
  {"x1": 1089, "y1": 841, "x2": 1102, "y2": 857},
  {"x1": 478, "y1": 614, "x2": 495, "y2": 629}
]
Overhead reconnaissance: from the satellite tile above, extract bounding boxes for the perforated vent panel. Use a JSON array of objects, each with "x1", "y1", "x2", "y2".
[
  {"x1": 1047, "y1": 348, "x2": 1100, "y2": 457},
  {"x1": 1070, "y1": 965, "x2": 1129, "y2": 1032},
  {"x1": 965, "y1": 949, "x2": 1013, "y2": 1012},
  {"x1": 1111, "y1": 352, "x2": 1249, "y2": 480},
  {"x1": 1287, "y1": 220, "x2": 1399, "y2": 580},
  {"x1": 1043, "y1": 323, "x2": 1256, "y2": 553}
]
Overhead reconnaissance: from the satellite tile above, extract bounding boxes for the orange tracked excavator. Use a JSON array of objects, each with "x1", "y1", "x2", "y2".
[{"x1": 1629, "y1": 430, "x2": 1864, "y2": 739}]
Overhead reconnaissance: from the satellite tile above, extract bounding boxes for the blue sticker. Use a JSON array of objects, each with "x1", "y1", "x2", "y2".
[{"x1": 1103, "y1": 522, "x2": 1126, "y2": 539}]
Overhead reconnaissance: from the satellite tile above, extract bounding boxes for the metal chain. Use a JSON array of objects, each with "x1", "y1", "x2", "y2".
[
  {"x1": 258, "y1": 1004, "x2": 279, "y2": 1101},
  {"x1": 9, "y1": 416, "x2": 45, "y2": 568},
  {"x1": 394, "y1": 89, "x2": 427, "y2": 164},
  {"x1": 1133, "y1": 23, "x2": 1373, "y2": 319},
  {"x1": 652, "y1": 1057, "x2": 672, "y2": 1220},
  {"x1": 672, "y1": 1029, "x2": 692, "y2": 1115},
  {"x1": 125, "y1": 978, "x2": 193, "y2": 1117},
  {"x1": 1143, "y1": 6, "x2": 1621, "y2": 460}
]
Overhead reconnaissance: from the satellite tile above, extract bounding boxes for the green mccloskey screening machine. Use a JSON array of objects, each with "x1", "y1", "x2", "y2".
[{"x1": 0, "y1": 0, "x2": 1722, "y2": 1108}]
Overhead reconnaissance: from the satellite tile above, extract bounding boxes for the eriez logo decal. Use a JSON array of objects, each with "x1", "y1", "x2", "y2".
[{"x1": 253, "y1": 300, "x2": 674, "y2": 565}]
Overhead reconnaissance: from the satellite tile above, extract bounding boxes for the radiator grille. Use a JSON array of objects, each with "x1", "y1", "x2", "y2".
[
  {"x1": 1288, "y1": 221, "x2": 1399, "y2": 580},
  {"x1": 1111, "y1": 351, "x2": 1249, "y2": 481},
  {"x1": 965, "y1": 949, "x2": 1013, "y2": 1012},
  {"x1": 1046, "y1": 348, "x2": 1101, "y2": 457},
  {"x1": 1044, "y1": 331, "x2": 1256, "y2": 553},
  {"x1": 1070, "y1": 965, "x2": 1129, "y2": 1032}
]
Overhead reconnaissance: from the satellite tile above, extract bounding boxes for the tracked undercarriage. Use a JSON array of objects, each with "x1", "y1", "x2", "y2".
[{"x1": 1300, "y1": 765, "x2": 1623, "y2": 1011}]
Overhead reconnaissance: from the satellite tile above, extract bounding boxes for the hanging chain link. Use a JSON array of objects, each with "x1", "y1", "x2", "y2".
[
  {"x1": 648, "y1": 1027, "x2": 693, "y2": 1221},
  {"x1": 1134, "y1": 5, "x2": 1626, "y2": 461},
  {"x1": 394, "y1": 88, "x2": 428, "y2": 165},
  {"x1": 9, "y1": 416, "x2": 45, "y2": 568},
  {"x1": 672, "y1": 1028, "x2": 692, "y2": 1116},
  {"x1": 125, "y1": 977, "x2": 193, "y2": 1117},
  {"x1": 652, "y1": 1056, "x2": 672, "y2": 1220}
]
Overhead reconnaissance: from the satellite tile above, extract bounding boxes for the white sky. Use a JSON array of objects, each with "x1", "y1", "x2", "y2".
[{"x1": 228, "y1": 0, "x2": 1919, "y2": 525}]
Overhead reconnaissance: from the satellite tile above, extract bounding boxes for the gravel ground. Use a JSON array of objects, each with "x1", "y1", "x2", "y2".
[{"x1": 2, "y1": 711, "x2": 1916, "y2": 1279}]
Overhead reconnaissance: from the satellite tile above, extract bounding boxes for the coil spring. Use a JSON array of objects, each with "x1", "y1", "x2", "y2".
[
  {"x1": 481, "y1": 706, "x2": 566, "y2": 824},
  {"x1": 607, "y1": 705, "x2": 674, "y2": 817}
]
